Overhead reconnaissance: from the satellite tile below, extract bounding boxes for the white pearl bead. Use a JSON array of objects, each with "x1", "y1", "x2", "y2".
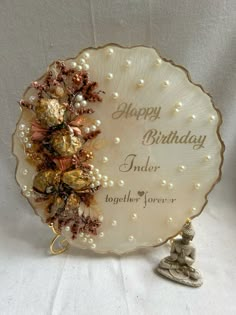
[
  {"x1": 106, "y1": 48, "x2": 114, "y2": 55},
  {"x1": 83, "y1": 63, "x2": 90, "y2": 70},
  {"x1": 132, "y1": 213, "x2": 138, "y2": 220},
  {"x1": 29, "y1": 96, "x2": 36, "y2": 103},
  {"x1": 192, "y1": 207, "x2": 197, "y2": 212},
  {"x1": 175, "y1": 102, "x2": 183, "y2": 109},
  {"x1": 190, "y1": 114, "x2": 196, "y2": 120},
  {"x1": 128, "y1": 235, "x2": 134, "y2": 242},
  {"x1": 22, "y1": 169, "x2": 28, "y2": 176},
  {"x1": 106, "y1": 73, "x2": 113, "y2": 80},
  {"x1": 161, "y1": 180, "x2": 167, "y2": 186},
  {"x1": 102, "y1": 175, "x2": 108, "y2": 182},
  {"x1": 75, "y1": 94, "x2": 83, "y2": 102},
  {"x1": 111, "y1": 220, "x2": 117, "y2": 226},
  {"x1": 98, "y1": 215, "x2": 104, "y2": 222},
  {"x1": 79, "y1": 58, "x2": 86, "y2": 65},
  {"x1": 102, "y1": 156, "x2": 108, "y2": 163},
  {"x1": 99, "y1": 232, "x2": 104, "y2": 238},
  {"x1": 174, "y1": 108, "x2": 180, "y2": 113},
  {"x1": 83, "y1": 52, "x2": 90, "y2": 59},
  {"x1": 112, "y1": 92, "x2": 119, "y2": 99},
  {"x1": 90, "y1": 183, "x2": 95, "y2": 189},
  {"x1": 118, "y1": 180, "x2": 124, "y2": 187},
  {"x1": 19, "y1": 131, "x2": 25, "y2": 138},
  {"x1": 84, "y1": 127, "x2": 90, "y2": 133},
  {"x1": 89, "y1": 164, "x2": 94, "y2": 170},
  {"x1": 79, "y1": 232, "x2": 84, "y2": 237},
  {"x1": 91, "y1": 243, "x2": 96, "y2": 249},
  {"x1": 108, "y1": 180, "x2": 114, "y2": 187},
  {"x1": 114, "y1": 137, "x2": 120, "y2": 144},
  {"x1": 137, "y1": 79, "x2": 144, "y2": 87},
  {"x1": 65, "y1": 226, "x2": 70, "y2": 232},
  {"x1": 89, "y1": 170, "x2": 93, "y2": 175},
  {"x1": 81, "y1": 100, "x2": 87, "y2": 107},
  {"x1": 26, "y1": 143, "x2": 32, "y2": 149},
  {"x1": 102, "y1": 182, "x2": 108, "y2": 188},
  {"x1": 95, "y1": 120, "x2": 101, "y2": 127},
  {"x1": 96, "y1": 173, "x2": 102, "y2": 180},
  {"x1": 125, "y1": 59, "x2": 132, "y2": 67},
  {"x1": 25, "y1": 127, "x2": 30, "y2": 134},
  {"x1": 178, "y1": 165, "x2": 186, "y2": 172},
  {"x1": 22, "y1": 185, "x2": 27, "y2": 191},
  {"x1": 158, "y1": 238, "x2": 163, "y2": 243},
  {"x1": 94, "y1": 168, "x2": 99, "y2": 174},
  {"x1": 91, "y1": 176, "x2": 96, "y2": 182},
  {"x1": 205, "y1": 155, "x2": 211, "y2": 161},
  {"x1": 19, "y1": 124, "x2": 25, "y2": 131},
  {"x1": 167, "y1": 217, "x2": 173, "y2": 223},
  {"x1": 25, "y1": 191, "x2": 31, "y2": 197},
  {"x1": 163, "y1": 80, "x2": 170, "y2": 87},
  {"x1": 155, "y1": 58, "x2": 162, "y2": 66},
  {"x1": 88, "y1": 238, "x2": 94, "y2": 244},
  {"x1": 23, "y1": 137, "x2": 29, "y2": 143},
  {"x1": 90, "y1": 125, "x2": 96, "y2": 131},
  {"x1": 168, "y1": 183, "x2": 173, "y2": 190},
  {"x1": 74, "y1": 102, "x2": 81, "y2": 109},
  {"x1": 195, "y1": 183, "x2": 201, "y2": 190},
  {"x1": 95, "y1": 180, "x2": 101, "y2": 186},
  {"x1": 70, "y1": 61, "x2": 77, "y2": 68},
  {"x1": 209, "y1": 115, "x2": 216, "y2": 122},
  {"x1": 82, "y1": 237, "x2": 87, "y2": 243},
  {"x1": 77, "y1": 65, "x2": 83, "y2": 71}
]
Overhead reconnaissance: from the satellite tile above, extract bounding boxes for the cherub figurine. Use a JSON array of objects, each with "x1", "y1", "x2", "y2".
[{"x1": 156, "y1": 220, "x2": 202, "y2": 287}]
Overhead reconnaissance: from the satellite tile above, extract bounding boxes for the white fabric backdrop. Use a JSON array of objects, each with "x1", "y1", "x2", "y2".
[{"x1": 0, "y1": 1, "x2": 235, "y2": 314}]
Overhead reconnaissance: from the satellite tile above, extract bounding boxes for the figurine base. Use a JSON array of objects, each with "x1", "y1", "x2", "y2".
[{"x1": 156, "y1": 265, "x2": 203, "y2": 288}]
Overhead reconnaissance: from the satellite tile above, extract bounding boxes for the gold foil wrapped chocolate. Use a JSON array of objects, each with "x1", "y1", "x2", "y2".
[
  {"x1": 62, "y1": 169, "x2": 92, "y2": 191},
  {"x1": 35, "y1": 98, "x2": 66, "y2": 128},
  {"x1": 33, "y1": 170, "x2": 61, "y2": 193},
  {"x1": 51, "y1": 129, "x2": 83, "y2": 156}
]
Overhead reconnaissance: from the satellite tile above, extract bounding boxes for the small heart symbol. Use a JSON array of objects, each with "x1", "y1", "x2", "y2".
[{"x1": 137, "y1": 191, "x2": 145, "y2": 197}]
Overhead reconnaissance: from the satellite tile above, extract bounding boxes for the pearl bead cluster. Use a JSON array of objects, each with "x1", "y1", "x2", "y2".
[
  {"x1": 22, "y1": 185, "x2": 32, "y2": 198},
  {"x1": 70, "y1": 52, "x2": 90, "y2": 71},
  {"x1": 65, "y1": 215, "x2": 107, "y2": 249},
  {"x1": 74, "y1": 93, "x2": 88, "y2": 109},
  {"x1": 88, "y1": 165, "x2": 124, "y2": 189},
  {"x1": 17, "y1": 123, "x2": 32, "y2": 149},
  {"x1": 174, "y1": 102, "x2": 183, "y2": 113},
  {"x1": 64, "y1": 226, "x2": 97, "y2": 249},
  {"x1": 83, "y1": 119, "x2": 101, "y2": 134},
  {"x1": 161, "y1": 180, "x2": 174, "y2": 190}
]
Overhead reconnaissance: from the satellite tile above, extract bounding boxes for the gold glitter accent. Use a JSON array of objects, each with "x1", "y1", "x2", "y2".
[
  {"x1": 51, "y1": 129, "x2": 83, "y2": 156},
  {"x1": 62, "y1": 169, "x2": 92, "y2": 191},
  {"x1": 33, "y1": 170, "x2": 61, "y2": 193},
  {"x1": 35, "y1": 98, "x2": 66, "y2": 128}
]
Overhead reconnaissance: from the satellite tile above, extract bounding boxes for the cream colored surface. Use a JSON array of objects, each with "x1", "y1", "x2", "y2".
[
  {"x1": 1, "y1": 1, "x2": 235, "y2": 314},
  {"x1": 14, "y1": 45, "x2": 223, "y2": 254}
]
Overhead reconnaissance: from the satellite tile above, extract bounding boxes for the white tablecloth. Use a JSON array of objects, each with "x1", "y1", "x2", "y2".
[{"x1": 0, "y1": 1, "x2": 235, "y2": 314}]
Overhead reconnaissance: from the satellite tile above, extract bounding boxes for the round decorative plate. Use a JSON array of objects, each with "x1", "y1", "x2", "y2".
[{"x1": 13, "y1": 44, "x2": 224, "y2": 254}]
